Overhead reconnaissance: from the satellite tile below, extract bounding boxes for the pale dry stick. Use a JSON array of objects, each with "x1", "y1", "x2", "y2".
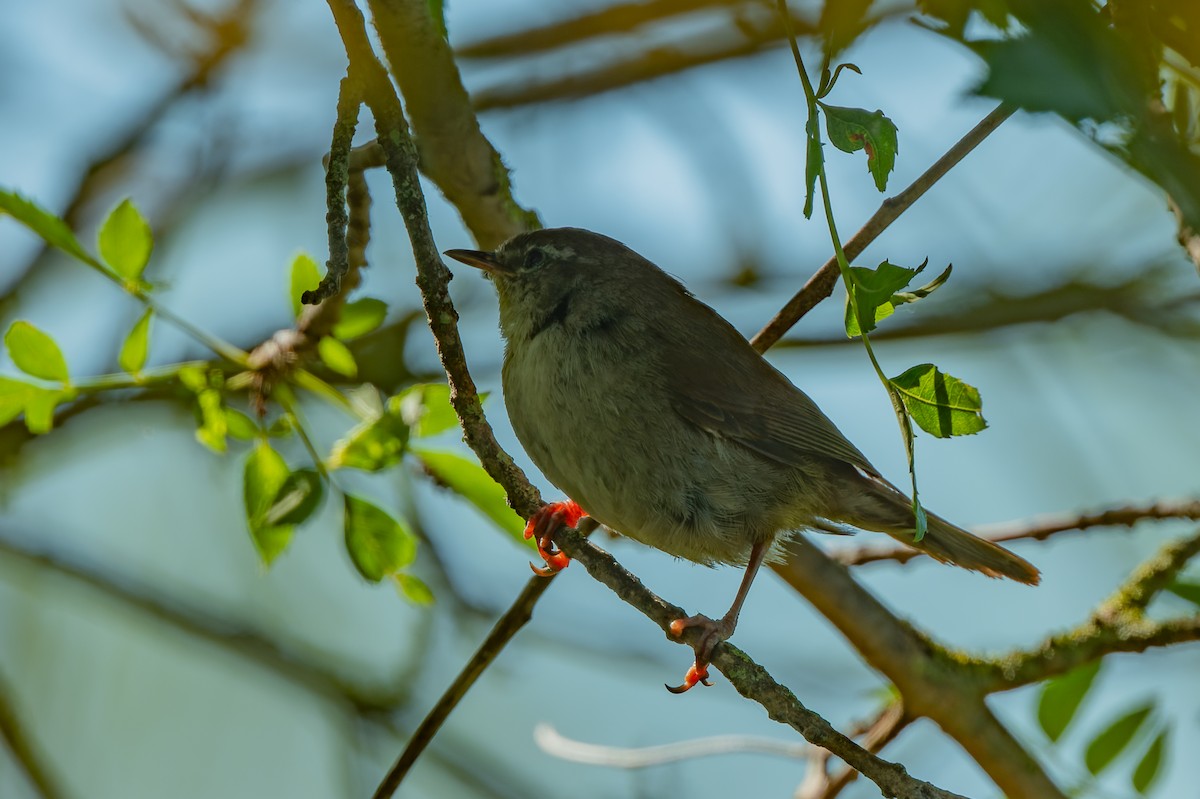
[
  {"x1": 837, "y1": 498, "x2": 1200, "y2": 568},
  {"x1": 750, "y1": 103, "x2": 1015, "y2": 352},
  {"x1": 535, "y1": 724, "x2": 810, "y2": 768}
]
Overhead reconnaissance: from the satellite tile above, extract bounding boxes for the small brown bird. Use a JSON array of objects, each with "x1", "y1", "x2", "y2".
[{"x1": 446, "y1": 228, "x2": 1039, "y2": 692}]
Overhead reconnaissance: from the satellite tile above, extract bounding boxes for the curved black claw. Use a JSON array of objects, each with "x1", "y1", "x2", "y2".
[{"x1": 665, "y1": 663, "x2": 713, "y2": 694}]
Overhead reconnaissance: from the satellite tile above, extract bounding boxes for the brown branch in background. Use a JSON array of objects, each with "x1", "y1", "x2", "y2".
[
  {"x1": 837, "y1": 498, "x2": 1200, "y2": 568},
  {"x1": 0, "y1": 667, "x2": 66, "y2": 799},
  {"x1": 750, "y1": 103, "x2": 1015, "y2": 351},
  {"x1": 551, "y1": 527, "x2": 967, "y2": 799},
  {"x1": 470, "y1": 10, "x2": 819, "y2": 112},
  {"x1": 367, "y1": 0, "x2": 538, "y2": 249},
  {"x1": 797, "y1": 702, "x2": 908, "y2": 799}
]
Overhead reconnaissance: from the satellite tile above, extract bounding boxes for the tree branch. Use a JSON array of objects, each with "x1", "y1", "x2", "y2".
[
  {"x1": 835, "y1": 498, "x2": 1200, "y2": 568},
  {"x1": 0, "y1": 667, "x2": 66, "y2": 799},
  {"x1": 750, "y1": 103, "x2": 1015, "y2": 351}
]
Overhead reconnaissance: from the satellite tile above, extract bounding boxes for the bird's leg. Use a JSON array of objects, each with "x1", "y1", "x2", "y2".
[
  {"x1": 524, "y1": 500, "x2": 587, "y2": 576},
  {"x1": 666, "y1": 539, "x2": 769, "y2": 694}
]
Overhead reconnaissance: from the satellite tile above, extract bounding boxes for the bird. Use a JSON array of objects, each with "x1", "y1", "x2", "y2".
[{"x1": 445, "y1": 228, "x2": 1039, "y2": 693}]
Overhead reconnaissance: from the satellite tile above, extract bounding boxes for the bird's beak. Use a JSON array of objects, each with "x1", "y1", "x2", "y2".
[{"x1": 444, "y1": 249, "x2": 510, "y2": 275}]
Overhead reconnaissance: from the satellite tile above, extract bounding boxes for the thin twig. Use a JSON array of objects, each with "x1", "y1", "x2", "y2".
[
  {"x1": 836, "y1": 498, "x2": 1200, "y2": 567},
  {"x1": 370, "y1": 575, "x2": 557, "y2": 798},
  {"x1": 750, "y1": 103, "x2": 1015, "y2": 352}
]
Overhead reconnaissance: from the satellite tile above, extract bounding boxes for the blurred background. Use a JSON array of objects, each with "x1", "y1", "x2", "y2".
[{"x1": 1, "y1": 1, "x2": 1198, "y2": 797}]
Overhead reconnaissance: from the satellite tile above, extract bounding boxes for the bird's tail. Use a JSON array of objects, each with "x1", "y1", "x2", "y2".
[{"x1": 836, "y1": 471, "x2": 1040, "y2": 585}]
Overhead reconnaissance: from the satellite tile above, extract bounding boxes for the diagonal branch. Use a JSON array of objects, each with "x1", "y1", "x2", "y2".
[{"x1": 0, "y1": 667, "x2": 67, "y2": 799}]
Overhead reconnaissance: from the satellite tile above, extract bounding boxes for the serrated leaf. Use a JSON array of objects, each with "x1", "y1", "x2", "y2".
[
  {"x1": 413, "y1": 448, "x2": 526, "y2": 543},
  {"x1": 890, "y1": 364, "x2": 986, "y2": 438},
  {"x1": 344, "y1": 494, "x2": 417, "y2": 582},
  {"x1": 318, "y1": 336, "x2": 357, "y2": 378},
  {"x1": 1085, "y1": 703, "x2": 1153, "y2": 775},
  {"x1": 332, "y1": 298, "x2": 388, "y2": 340},
  {"x1": 290, "y1": 253, "x2": 321, "y2": 318},
  {"x1": 1165, "y1": 580, "x2": 1200, "y2": 607},
  {"x1": 398, "y1": 383, "x2": 477, "y2": 438},
  {"x1": 821, "y1": 104, "x2": 899, "y2": 191},
  {"x1": 0, "y1": 189, "x2": 93, "y2": 265},
  {"x1": 845, "y1": 260, "x2": 926, "y2": 337},
  {"x1": 225, "y1": 408, "x2": 259, "y2": 441},
  {"x1": 264, "y1": 468, "x2": 324, "y2": 527},
  {"x1": 5, "y1": 321, "x2": 69, "y2": 383},
  {"x1": 97, "y1": 199, "x2": 153, "y2": 279},
  {"x1": 328, "y1": 401, "x2": 409, "y2": 472},
  {"x1": 394, "y1": 572, "x2": 434, "y2": 605},
  {"x1": 119, "y1": 310, "x2": 153, "y2": 374},
  {"x1": 243, "y1": 441, "x2": 295, "y2": 565},
  {"x1": 1037, "y1": 660, "x2": 1102, "y2": 742},
  {"x1": 1133, "y1": 727, "x2": 1168, "y2": 794}
]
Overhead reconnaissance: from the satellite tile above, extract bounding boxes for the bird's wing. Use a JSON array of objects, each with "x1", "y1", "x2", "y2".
[{"x1": 661, "y1": 306, "x2": 878, "y2": 476}]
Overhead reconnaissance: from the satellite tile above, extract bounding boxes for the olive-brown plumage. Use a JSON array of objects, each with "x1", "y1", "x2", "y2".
[{"x1": 446, "y1": 228, "x2": 1038, "y2": 690}]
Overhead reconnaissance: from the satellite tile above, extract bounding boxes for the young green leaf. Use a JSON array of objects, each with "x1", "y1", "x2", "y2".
[
  {"x1": 821, "y1": 104, "x2": 899, "y2": 191},
  {"x1": 332, "y1": 298, "x2": 388, "y2": 340},
  {"x1": 394, "y1": 572, "x2": 435, "y2": 605},
  {"x1": 413, "y1": 448, "x2": 527, "y2": 543},
  {"x1": 328, "y1": 402, "x2": 410, "y2": 472},
  {"x1": 344, "y1": 494, "x2": 417, "y2": 582},
  {"x1": 5, "y1": 321, "x2": 70, "y2": 384},
  {"x1": 1132, "y1": 727, "x2": 1168, "y2": 794},
  {"x1": 290, "y1": 254, "x2": 321, "y2": 318},
  {"x1": 318, "y1": 336, "x2": 357, "y2": 378},
  {"x1": 264, "y1": 468, "x2": 324, "y2": 527},
  {"x1": 23, "y1": 388, "x2": 70, "y2": 434},
  {"x1": 243, "y1": 441, "x2": 295, "y2": 565},
  {"x1": 119, "y1": 310, "x2": 153, "y2": 375},
  {"x1": 224, "y1": 408, "x2": 260, "y2": 441},
  {"x1": 892, "y1": 263, "x2": 953, "y2": 306},
  {"x1": 0, "y1": 189, "x2": 94, "y2": 265},
  {"x1": 0, "y1": 378, "x2": 40, "y2": 427},
  {"x1": 803, "y1": 133, "x2": 823, "y2": 219},
  {"x1": 267, "y1": 414, "x2": 295, "y2": 438},
  {"x1": 97, "y1": 198, "x2": 153, "y2": 279},
  {"x1": 195, "y1": 388, "x2": 228, "y2": 453},
  {"x1": 845, "y1": 260, "x2": 926, "y2": 337},
  {"x1": 890, "y1": 364, "x2": 986, "y2": 437},
  {"x1": 1037, "y1": 660, "x2": 1102, "y2": 742},
  {"x1": 1085, "y1": 703, "x2": 1153, "y2": 775}
]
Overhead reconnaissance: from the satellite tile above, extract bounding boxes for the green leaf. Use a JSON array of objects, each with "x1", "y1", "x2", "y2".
[
  {"x1": 224, "y1": 408, "x2": 260, "y2": 441},
  {"x1": 1085, "y1": 703, "x2": 1154, "y2": 775},
  {"x1": 413, "y1": 448, "x2": 526, "y2": 543},
  {"x1": 892, "y1": 263, "x2": 953, "y2": 305},
  {"x1": 119, "y1": 310, "x2": 153, "y2": 375},
  {"x1": 1133, "y1": 727, "x2": 1168, "y2": 794},
  {"x1": 195, "y1": 388, "x2": 227, "y2": 454},
  {"x1": 845, "y1": 259, "x2": 926, "y2": 337},
  {"x1": 0, "y1": 189, "x2": 94, "y2": 265},
  {"x1": 23, "y1": 388, "x2": 70, "y2": 434},
  {"x1": 344, "y1": 494, "x2": 417, "y2": 582},
  {"x1": 266, "y1": 414, "x2": 295, "y2": 438},
  {"x1": 1166, "y1": 580, "x2": 1200, "y2": 607},
  {"x1": 290, "y1": 253, "x2": 321, "y2": 318},
  {"x1": 328, "y1": 400, "x2": 410, "y2": 472},
  {"x1": 97, "y1": 198, "x2": 153, "y2": 279},
  {"x1": 889, "y1": 364, "x2": 986, "y2": 438},
  {"x1": 399, "y1": 383, "x2": 476, "y2": 438},
  {"x1": 332, "y1": 298, "x2": 388, "y2": 340},
  {"x1": 821, "y1": 104, "x2": 899, "y2": 191},
  {"x1": 0, "y1": 378, "x2": 40, "y2": 427},
  {"x1": 318, "y1": 336, "x2": 357, "y2": 378},
  {"x1": 1037, "y1": 660, "x2": 1102, "y2": 742},
  {"x1": 264, "y1": 468, "x2": 324, "y2": 527},
  {"x1": 243, "y1": 441, "x2": 295, "y2": 565},
  {"x1": 5, "y1": 321, "x2": 69, "y2": 383},
  {"x1": 803, "y1": 132, "x2": 823, "y2": 219},
  {"x1": 394, "y1": 572, "x2": 435, "y2": 605}
]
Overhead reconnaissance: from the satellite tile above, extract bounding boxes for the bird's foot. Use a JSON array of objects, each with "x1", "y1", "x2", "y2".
[
  {"x1": 524, "y1": 500, "x2": 586, "y2": 576},
  {"x1": 665, "y1": 614, "x2": 733, "y2": 693}
]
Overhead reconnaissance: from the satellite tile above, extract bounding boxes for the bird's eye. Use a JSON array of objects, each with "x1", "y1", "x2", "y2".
[{"x1": 524, "y1": 248, "x2": 546, "y2": 270}]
